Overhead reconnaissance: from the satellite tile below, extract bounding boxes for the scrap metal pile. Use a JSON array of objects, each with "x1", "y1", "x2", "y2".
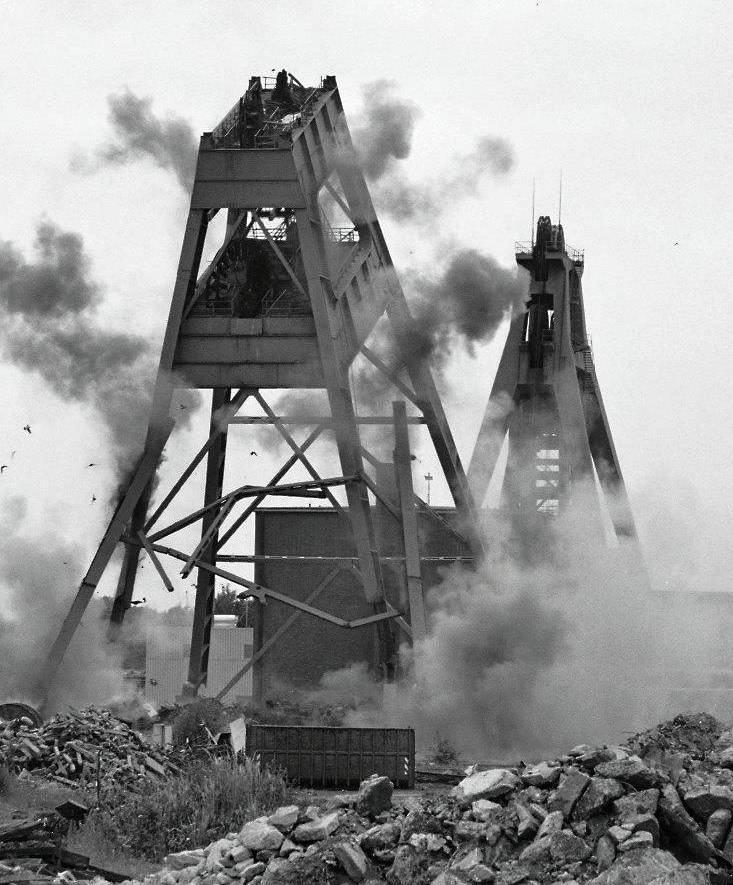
[{"x1": 0, "y1": 707, "x2": 178, "y2": 789}]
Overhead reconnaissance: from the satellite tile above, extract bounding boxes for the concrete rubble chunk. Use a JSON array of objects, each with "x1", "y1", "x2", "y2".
[
  {"x1": 536, "y1": 810, "x2": 564, "y2": 840},
  {"x1": 522, "y1": 762, "x2": 561, "y2": 788},
  {"x1": 469, "y1": 864, "x2": 495, "y2": 883},
  {"x1": 455, "y1": 820, "x2": 489, "y2": 841},
  {"x1": 362, "y1": 822, "x2": 402, "y2": 850},
  {"x1": 242, "y1": 863, "x2": 265, "y2": 883},
  {"x1": 292, "y1": 810, "x2": 341, "y2": 843},
  {"x1": 548, "y1": 768, "x2": 591, "y2": 818},
  {"x1": 614, "y1": 790, "x2": 660, "y2": 820},
  {"x1": 356, "y1": 774, "x2": 394, "y2": 817},
  {"x1": 617, "y1": 832, "x2": 655, "y2": 852},
  {"x1": 587, "y1": 847, "x2": 680, "y2": 885},
  {"x1": 520, "y1": 836, "x2": 552, "y2": 865},
  {"x1": 718, "y1": 748, "x2": 733, "y2": 769},
  {"x1": 682, "y1": 785, "x2": 733, "y2": 822},
  {"x1": 452, "y1": 768, "x2": 521, "y2": 803},
  {"x1": 595, "y1": 834, "x2": 616, "y2": 871},
  {"x1": 608, "y1": 826, "x2": 632, "y2": 845},
  {"x1": 452, "y1": 847, "x2": 484, "y2": 872},
  {"x1": 723, "y1": 822, "x2": 733, "y2": 861},
  {"x1": 473, "y1": 799, "x2": 503, "y2": 821},
  {"x1": 333, "y1": 841, "x2": 369, "y2": 882},
  {"x1": 401, "y1": 809, "x2": 443, "y2": 841},
  {"x1": 516, "y1": 804, "x2": 539, "y2": 839},
  {"x1": 581, "y1": 748, "x2": 617, "y2": 768},
  {"x1": 409, "y1": 833, "x2": 446, "y2": 852},
  {"x1": 226, "y1": 845, "x2": 252, "y2": 865},
  {"x1": 267, "y1": 805, "x2": 300, "y2": 832},
  {"x1": 570, "y1": 745, "x2": 593, "y2": 757},
  {"x1": 594, "y1": 758, "x2": 660, "y2": 789},
  {"x1": 572, "y1": 777, "x2": 625, "y2": 820},
  {"x1": 239, "y1": 818, "x2": 285, "y2": 853},
  {"x1": 387, "y1": 844, "x2": 430, "y2": 885},
  {"x1": 707, "y1": 808, "x2": 733, "y2": 849},
  {"x1": 165, "y1": 851, "x2": 205, "y2": 871},
  {"x1": 657, "y1": 784, "x2": 719, "y2": 865},
  {"x1": 626, "y1": 813, "x2": 660, "y2": 846},
  {"x1": 548, "y1": 830, "x2": 592, "y2": 863},
  {"x1": 278, "y1": 837, "x2": 298, "y2": 856}
]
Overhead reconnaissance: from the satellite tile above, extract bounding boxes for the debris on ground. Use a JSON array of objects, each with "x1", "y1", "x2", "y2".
[
  {"x1": 5, "y1": 711, "x2": 733, "y2": 884},
  {"x1": 0, "y1": 708, "x2": 179, "y2": 789},
  {"x1": 0, "y1": 808, "x2": 129, "y2": 883}
]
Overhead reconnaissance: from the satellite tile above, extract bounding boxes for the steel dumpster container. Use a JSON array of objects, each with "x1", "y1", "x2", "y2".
[{"x1": 244, "y1": 724, "x2": 415, "y2": 789}]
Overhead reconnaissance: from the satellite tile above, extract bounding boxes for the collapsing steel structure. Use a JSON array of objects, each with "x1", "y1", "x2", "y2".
[
  {"x1": 42, "y1": 72, "x2": 482, "y2": 696},
  {"x1": 468, "y1": 216, "x2": 642, "y2": 544}
]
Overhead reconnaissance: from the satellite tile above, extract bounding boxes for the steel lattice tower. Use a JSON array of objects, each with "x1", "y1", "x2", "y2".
[{"x1": 42, "y1": 72, "x2": 482, "y2": 698}]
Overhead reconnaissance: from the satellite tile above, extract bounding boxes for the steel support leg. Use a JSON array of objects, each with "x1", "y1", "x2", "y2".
[
  {"x1": 186, "y1": 388, "x2": 231, "y2": 694},
  {"x1": 467, "y1": 310, "x2": 524, "y2": 506},
  {"x1": 104, "y1": 208, "x2": 210, "y2": 638},
  {"x1": 294, "y1": 200, "x2": 396, "y2": 679},
  {"x1": 393, "y1": 401, "x2": 426, "y2": 642},
  {"x1": 107, "y1": 484, "x2": 153, "y2": 639}
]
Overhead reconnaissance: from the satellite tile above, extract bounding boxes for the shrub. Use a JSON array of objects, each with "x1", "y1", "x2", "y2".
[
  {"x1": 171, "y1": 698, "x2": 228, "y2": 749},
  {"x1": 86, "y1": 755, "x2": 288, "y2": 861},
  {"x1": 430, "y1": 735, "x2": 459, "y2": 766}
]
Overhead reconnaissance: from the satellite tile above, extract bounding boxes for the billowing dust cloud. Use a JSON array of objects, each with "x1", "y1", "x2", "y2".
[
  {"x1": 307, "y1": 492, "x2": 726, "y2": 760},
  {"x1": 0, "y1": 496, "x2": 126, "y2": 711},
  {"x1": 402, "y1": 249, "x2": 527, "y2": 370},
  {"x1": 351, "y1": 79, "x2": 421, "y2": 180},
  {"x1": 0, "y1": 221, "x2": 162, "y2": 477},
  {"x1": 350, "y1": 80, "x2": 515, "y2": 222},
  {"x1": 72, "y1": 88, "x2": 198, "y2": 192}
]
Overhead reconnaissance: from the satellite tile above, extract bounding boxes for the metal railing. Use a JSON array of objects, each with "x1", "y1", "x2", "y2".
[{"x1": 514, "y1": 240, "x2": 584, "y2": 263}]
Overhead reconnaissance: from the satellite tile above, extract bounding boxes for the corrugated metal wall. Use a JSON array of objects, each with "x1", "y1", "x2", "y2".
[{"x1": 145, "y1": 626, "x2": 253, "y2": 708}]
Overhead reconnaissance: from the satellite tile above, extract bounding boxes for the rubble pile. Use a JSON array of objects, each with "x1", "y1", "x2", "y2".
[
  {"x1": 0, "y1": 708, "x2": 178, "y2": 788},
  {"x1": 111, "y1": 713, "x2": 733, "y2": 885},
  {"x1": 0, "y1": 811, "x2": 127, "y2": 883}
]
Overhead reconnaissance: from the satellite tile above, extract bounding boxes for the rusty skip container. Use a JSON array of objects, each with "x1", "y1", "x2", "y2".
[{"x1": 245, "y1": 724, "x2": 415, "y2": 789}]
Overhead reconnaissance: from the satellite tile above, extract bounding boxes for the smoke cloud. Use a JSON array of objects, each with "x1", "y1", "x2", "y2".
[
  {"x1": 304, "y1": 487, "x2": 730, "y2": 760},
  {"x1": 374, "y1": 136, "x2": 516, "y2": 223},
  {"x1": 72, "y1": 89, "x2": 197, "y2": 192},
  {"x1": 351, "y1": 250, "x2": 527, "y2": 409},
  {"x1": 349, "y1": 81, "x2": 515, "y2": 223},
  {"x1": 0, "y1": 221, "x2": 198, "y2": 477},
  {"x1": 0, "y1": 496, "x2": 126, "y2": 712},
  {"x1": 351, "y1": 80, "x2": 421, "y2": 181}
]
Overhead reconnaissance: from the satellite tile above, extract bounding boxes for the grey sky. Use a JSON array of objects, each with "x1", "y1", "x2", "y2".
[{"x1": 0, "y1": 0, "x2": 731, "y2": 616}]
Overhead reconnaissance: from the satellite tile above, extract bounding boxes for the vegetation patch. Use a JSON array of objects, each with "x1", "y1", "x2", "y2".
[{"x1": 82, "y1": 755, "x2": 288, "y2": 861}]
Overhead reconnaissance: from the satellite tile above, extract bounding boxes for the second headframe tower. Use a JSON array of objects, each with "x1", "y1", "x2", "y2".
[{"x1": 468, "y1": 217, "x2": 642, "y2": 549}]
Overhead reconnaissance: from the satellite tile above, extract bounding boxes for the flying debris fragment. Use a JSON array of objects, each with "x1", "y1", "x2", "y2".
[
  {"x1": 0, "y1": 465, "x2": 7, "y2": 473},
  {"x1": 23, "y1": 425, "x2": 31, "y2": 434},
  {"x1": 91, "y1": 494, "x2": 97, "y2": 503},
  {"x1": 250, "y1": 451, "x2": 258, "y2": 456},
  {"x1": 86, "y1": 462, "x2": 97, "y2": 468}
]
